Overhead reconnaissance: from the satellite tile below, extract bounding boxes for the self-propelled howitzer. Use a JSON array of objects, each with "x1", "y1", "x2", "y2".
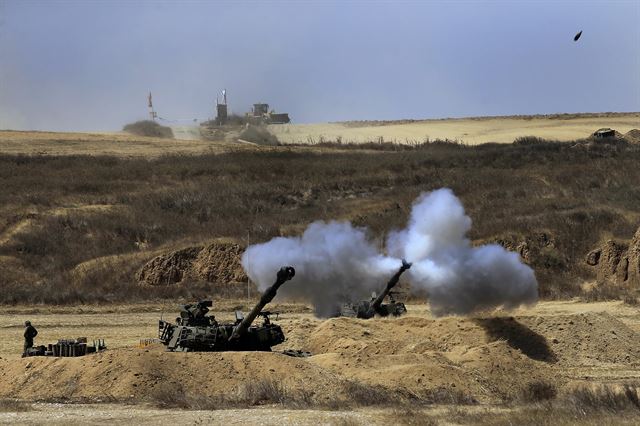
[
  {"x1": 337, "y1": 259, "x2": 412, "y2": 319},
  {"x1": 158, "y1": 266, "x2": 295, "y2": 352}
]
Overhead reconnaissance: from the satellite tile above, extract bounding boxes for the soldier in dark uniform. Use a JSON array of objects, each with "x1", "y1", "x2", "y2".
[{"x1": 22, "y1": 320, "x2": 38, "y2": 357}]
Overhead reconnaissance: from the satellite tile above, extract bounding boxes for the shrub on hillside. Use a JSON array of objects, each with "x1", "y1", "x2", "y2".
[
  {"x1": 123, "y1": 120, "x2": 174, "y2": 138},
  {"x1": 521, "y1": 380, "x2": 558, "y2": 402}
]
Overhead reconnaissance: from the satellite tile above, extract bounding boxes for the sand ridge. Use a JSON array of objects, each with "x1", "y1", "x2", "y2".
[{"x1": 2, "y1": 301, "x2": 639, "y2": 404}]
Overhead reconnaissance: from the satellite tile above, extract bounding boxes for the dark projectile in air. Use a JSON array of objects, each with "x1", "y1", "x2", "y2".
[{"x1": 574, "y1": 30, "x2": 582, "y2": 42}]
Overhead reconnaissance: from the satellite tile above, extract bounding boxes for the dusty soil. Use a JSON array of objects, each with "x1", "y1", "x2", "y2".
[
  {"x1": 1, "y1": 301, "x2": 640, "y2": 406},
  {"x1": 0, "y1": 404, "x2": 387, "y2": 425},
  {"x1": 4, "y1": 403, "x2": 640, "y2": 425},
  {"x1": 270, "y1": 113, "x2": 640, "y2": 145},
  {"x1": 0, "y1": 130, "x2": 254, "y2": 157}
]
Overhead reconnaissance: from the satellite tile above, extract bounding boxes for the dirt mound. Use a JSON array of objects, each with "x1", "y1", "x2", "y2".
[
  {"x1": 0, "y1": 349, "x2": 342, "y2": 402},
  {"x1": 585, "y1": 227, "x2": 640, "y2": 287},
  {"x1": 136, "y1": 247, "x2": 202, "y2": 286},
  {"x1": 517, "y1": 312, "x2": 640, "y2": 366},
  {"x1": 122, "y1": 120, "x2": 174, "y2": 139},
  {"x1": 628, "y1": 228, "x2": 640, "y2": 288},
  {"x1": 303, "y1": 311, "x2": 640, "y2": 400},
  {"x1": 192, "y1": 241, "x2": 247, "y2": 283},
  {"x1": 1, "y1": 308, "x2": 639, "y2": 405},
  {"x1": 624, "y1": 129, "x2": 640, "y2": 143},
  {"x1": 489, "y1": 232, "x2": 565, "y2": 269},
  {"x1": 306, "y1": 316, "x2": 558, "y2": 402},
  {"x1": 136, "y1": 240, "x2": 247, "y2": 286}
]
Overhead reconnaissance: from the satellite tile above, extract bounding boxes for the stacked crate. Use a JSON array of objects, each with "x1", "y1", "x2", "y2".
[{"x1": 44, "y1": 338, "x2": 106, "y2": 357}]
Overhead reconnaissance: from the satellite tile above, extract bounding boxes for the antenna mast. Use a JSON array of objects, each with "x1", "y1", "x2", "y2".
[{"x1": 148, "y1": 92, "x2": 157, "y2": 121}]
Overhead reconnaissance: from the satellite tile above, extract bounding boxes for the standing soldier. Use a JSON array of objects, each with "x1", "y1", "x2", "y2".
[{"x1": 22, "y1": 321, "x2": 38, "y2": 357}]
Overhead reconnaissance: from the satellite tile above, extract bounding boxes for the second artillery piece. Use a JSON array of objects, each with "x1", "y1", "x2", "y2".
[
  {"x1": 158, "y1": 266, "x2": 295, "y2": 352},
  {"x1": 336, "y1": 259, "x2": 412, "y2": 319}
]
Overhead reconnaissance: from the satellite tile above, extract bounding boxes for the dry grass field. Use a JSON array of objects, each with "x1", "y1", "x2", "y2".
[
  {"x1": 1, "y1": 125, "x2": 640, "y2": 305},
  {"x1": 0, "y1": 130, "x2": 253, "y2": 157},
  {"x1": 270, "y1": 113, "x2": 640, "y2": 145}
]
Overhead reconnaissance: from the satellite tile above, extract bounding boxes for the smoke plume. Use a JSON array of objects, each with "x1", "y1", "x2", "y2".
[
  {"x1": 242, "y1": 188, "x2": 538, "y2": 317},
  {"x1": 387, "y1": 189, "x2": 538, "y2": 316},
  {"x1": 242, "y1": 221, "x2": 399, "y2": 317}
]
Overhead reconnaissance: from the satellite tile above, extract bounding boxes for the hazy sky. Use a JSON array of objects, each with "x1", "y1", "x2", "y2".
[{"x1": 1, "y1": 0, "x2": 638, "y2": 131}]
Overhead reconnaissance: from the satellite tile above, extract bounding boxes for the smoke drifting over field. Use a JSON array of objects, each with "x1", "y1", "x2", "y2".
[{"x1": 242, "y1": 189, "x2": 538, "y2": 317}]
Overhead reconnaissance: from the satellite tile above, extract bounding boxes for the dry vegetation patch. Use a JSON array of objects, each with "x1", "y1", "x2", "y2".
[
  {"x1": 122, "y1": 120, "x2": 174, "y2": 139},
  {"x1": 0, "y1": 138, "x2": 639, "y2": 303},
  {"x1": 0, "y1": 399, "x2": 32, "y2": 412},
  {"x1": 270, "y1": 112, "x2": 640, "y2": 145}
]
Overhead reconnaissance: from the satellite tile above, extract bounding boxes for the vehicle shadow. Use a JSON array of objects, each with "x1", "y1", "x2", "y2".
[{"x1": 474, "y1": 317, "x2": 558, "y2": 363}]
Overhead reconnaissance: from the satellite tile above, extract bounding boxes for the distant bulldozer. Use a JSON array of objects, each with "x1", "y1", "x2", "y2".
[
  {"x1": 336, "y1": 260, "x2": 412, "y2": 319},
  {"x1": 158, "y1": 266, "x2": 295, "y2": 352},
  {"x1": 247, "y1": 103, "x2": 290, "y2": 125}
]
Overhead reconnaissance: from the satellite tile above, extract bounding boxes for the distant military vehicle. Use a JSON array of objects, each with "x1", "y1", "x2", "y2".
[
  {"x1": 336, "y1": 260, "x2": 412, "y2": 319},
  {"x1": 593, "y1": 128, "x2": 616, "y2": 138},
  {"x1": 158, "y1": 266, "x2": 295, "y2": 352},
  {"x1": 247, "y1": 103, "x2": 291, "y2": 124}
]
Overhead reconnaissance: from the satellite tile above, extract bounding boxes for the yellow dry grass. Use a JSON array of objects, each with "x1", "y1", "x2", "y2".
[
  {"x1": 2, "y1": 113, "x2": 637, "y2": 158},
  {"x1": 270, "y1": 113, "x2": 640, "y2": 145}
]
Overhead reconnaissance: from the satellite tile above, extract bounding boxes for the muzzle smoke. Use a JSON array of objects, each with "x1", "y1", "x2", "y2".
[
  {"x1": 242, "y1": 221, "x2": 399, "y2": 317},
  {"x1": 242, "y1": 188, "x2": 538, "y2": 317},
  {"x1": 387, "y1": 189, "x2": 538, "y2": 316}
]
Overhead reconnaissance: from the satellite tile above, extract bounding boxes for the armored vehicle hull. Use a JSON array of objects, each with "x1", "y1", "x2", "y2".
[
  {"x1": 337, "y1": 300, "x2": 407, "y2": 319},
  {"x1": 336, "y1": 260, "x2": 411, "y2": 319},
  {"x1": 158, "y1": 321, "x2": 284, "y2": 352},
  {"x1": 158, "y1": 266, "x2": 295, "y2": 352}
]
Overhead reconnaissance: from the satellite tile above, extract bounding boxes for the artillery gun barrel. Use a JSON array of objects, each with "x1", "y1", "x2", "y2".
[
  {"x1": 230, "y1": 266, "x2": 295, "y2": 340},
  {"x1": 371, "y1": 260, "x2": 412, "y2": 312}
]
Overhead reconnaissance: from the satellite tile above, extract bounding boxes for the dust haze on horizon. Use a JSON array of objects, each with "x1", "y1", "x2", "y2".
[{"x1": 0, "y1": 0, "x2": 638, "y2": 132}]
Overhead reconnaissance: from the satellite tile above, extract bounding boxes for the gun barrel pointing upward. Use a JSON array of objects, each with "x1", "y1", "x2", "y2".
[
  {"x1": 371, "y1": 259, "x2": 412, "y2": 311},
  {"x1": 230, "y1": 266, "x2": 295, "y2": 340}
]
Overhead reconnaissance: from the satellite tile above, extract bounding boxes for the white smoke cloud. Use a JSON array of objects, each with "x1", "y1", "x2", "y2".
[
  {"x1": 387, "y1": 188, "x2": 538, "y2": 316},
  {"x1": 386, "y1": 188, "x2": 471, "y2": 261},
  {"x1": 242, "y1": 221, "x2": 399, "y2": 317},
  {"x1": 242, "y1": 188, "x2": 538, "y2": 317}
]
